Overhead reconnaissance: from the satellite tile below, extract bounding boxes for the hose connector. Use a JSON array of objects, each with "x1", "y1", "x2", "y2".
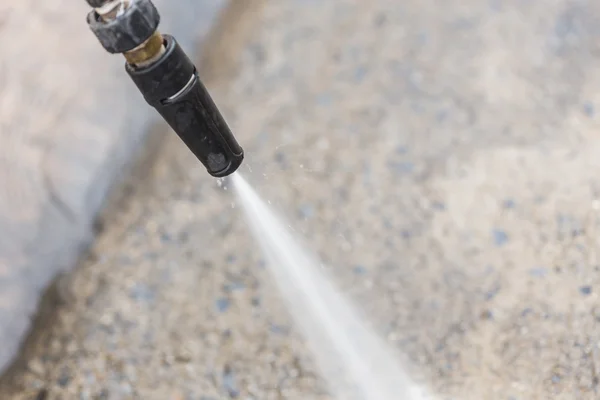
[{"x1": 87, "y1": 0, "x2": 160, "y2": 55}]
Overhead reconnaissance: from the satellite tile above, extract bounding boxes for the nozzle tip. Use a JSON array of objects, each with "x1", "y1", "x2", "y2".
[{"x1": 207, "y1": 152, "x2": 244, "y2": 178}]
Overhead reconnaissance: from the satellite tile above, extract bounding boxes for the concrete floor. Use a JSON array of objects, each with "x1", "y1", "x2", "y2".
[{"x1": 3, "y1": 0, "x2": 600, "y2": 398}]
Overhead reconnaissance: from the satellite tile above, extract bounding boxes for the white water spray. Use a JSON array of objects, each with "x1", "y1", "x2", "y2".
[{"x1": 232, "y1": 172, "x2": 431, "y2": 400}]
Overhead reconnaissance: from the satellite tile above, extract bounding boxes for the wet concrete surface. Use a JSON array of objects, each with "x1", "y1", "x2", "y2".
[
  {"x1": 3, "y1": 0, "x2": 600, "y2": 398},
  {"x1": 0, "y1": 0, "x2": 227, "y2": 377}
]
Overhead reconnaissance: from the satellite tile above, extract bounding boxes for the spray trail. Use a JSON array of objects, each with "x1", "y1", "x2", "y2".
[{"x1": 232, "y1": 172, "x2": 431, "y2": 400}]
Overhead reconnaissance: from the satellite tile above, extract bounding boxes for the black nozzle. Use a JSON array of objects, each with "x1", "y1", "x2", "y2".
[{"x1": 125, "y1": 35, "x2": 244, "y2": 177}]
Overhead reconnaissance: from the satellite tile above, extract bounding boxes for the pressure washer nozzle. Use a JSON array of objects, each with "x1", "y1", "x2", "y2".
[{"x1": 85, "y1": 0, "x2": 244, "y2": 178}]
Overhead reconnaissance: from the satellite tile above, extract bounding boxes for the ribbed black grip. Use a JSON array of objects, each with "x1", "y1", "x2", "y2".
[{"x1": 126, "y1": 35, "x2": 244, "y2": 177}]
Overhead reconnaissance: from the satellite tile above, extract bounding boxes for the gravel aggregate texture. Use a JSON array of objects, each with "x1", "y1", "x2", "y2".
[{"x1": 3, "y1": 0, "x2": 600, "y2": 398}]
